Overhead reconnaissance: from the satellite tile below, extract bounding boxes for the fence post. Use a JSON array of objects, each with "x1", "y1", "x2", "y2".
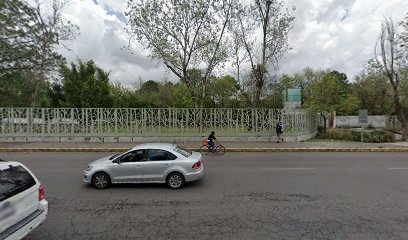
[
  {"x1": 42, "y1": 108, "x2": 45, "y2": 136},
  {"x1": 114, "y1": 108, "x2": 118, "y2": 134},
  {"x1": 28, "y1": 108, "x2": 32, "y2": 137}
]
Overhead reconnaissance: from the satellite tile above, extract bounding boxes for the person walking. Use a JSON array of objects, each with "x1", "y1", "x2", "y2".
[{"x1": 275, "y1": 122, "x2": 284, "y2": 143}]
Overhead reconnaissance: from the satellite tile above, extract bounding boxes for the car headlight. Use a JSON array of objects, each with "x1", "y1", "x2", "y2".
[{"x1": 85, "y1": 165, "x2": 93, "y2": 171}]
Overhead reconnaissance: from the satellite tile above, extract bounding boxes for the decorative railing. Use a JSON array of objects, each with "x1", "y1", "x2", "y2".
[{"x1": 0, "y1": 108, "x2": 317, "y2": 137}]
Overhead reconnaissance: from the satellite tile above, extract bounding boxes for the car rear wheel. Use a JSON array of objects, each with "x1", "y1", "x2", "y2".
[
  {"x1": 92, "y1": 172, "x2": 111, "y2": 189},
  {"x1": 166, "y1": 172, "x2": 185, "y2": 189}
]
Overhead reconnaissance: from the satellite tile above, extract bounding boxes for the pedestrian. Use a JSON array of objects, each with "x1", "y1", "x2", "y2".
[{"x1": 275, "y1": 122, "x2": 284, "y2": 143}]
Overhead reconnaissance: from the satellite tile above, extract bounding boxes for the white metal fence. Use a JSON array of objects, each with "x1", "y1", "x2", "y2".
[{"x1": 0, "y1": 108, "x2": 317, "y2": 138}]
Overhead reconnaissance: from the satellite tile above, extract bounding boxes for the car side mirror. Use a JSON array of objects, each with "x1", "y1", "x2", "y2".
[{"x1": 113, "y1": 158, "x2": 120, "y2": 164}]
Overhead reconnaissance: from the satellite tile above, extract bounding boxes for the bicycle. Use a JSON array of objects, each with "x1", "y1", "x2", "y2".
[{"x1": 199, "y1": 140, "x2": 225, "y2": 155}]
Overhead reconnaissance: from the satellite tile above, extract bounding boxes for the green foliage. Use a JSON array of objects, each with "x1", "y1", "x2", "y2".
[
  {"x1": 0, "y1": 0, "x2": 78, "y2": 107},
  {"x1": 109, "y1": 83, "x2": 149, "y2": 108},
  {"x1": 0, "y1": 70, "x2": 51, "y2": 107},
  {"x1": 156, "y1": 82, "x2": 175, "y2": 107},
  {"x1": 318, "y1": 129, "x2": 394, "y2": 143},
  {"x1": 302, "y1": 69, "x2": 360, "y2": 118},
  {"x1": 304, "y1": 73, "x2": 357, "y2": 114},
  {"x1": 172, "y1": 83, "x2": 194, "y2": 108},
  {"x1": 0, "y1": 0, "x2": 76, "y2": 73},
  {"x1": 352, "y1": 72, "x2": 394, "y2": 115},
  {"x1": 337, "y1": 94, "x2": 361, "y2": 115},
  {"x1": 206, "y1": 75, "x2": 239, "y2": 107},
  {"x1": 140, "y1": 80, "x2": 159, "y2": 93},
  {"x1": 399, "y1": 67, "x2": 408, "y2": 108},
  {"x1": 60, "y1": 60, "x2": 113, "y2": 108},
  {"x1": 0, "y1": 71, "x2": 32, "y2": 107},
  {"x1": 137, "y1": 80, "x2": 160, "y2": 107}
]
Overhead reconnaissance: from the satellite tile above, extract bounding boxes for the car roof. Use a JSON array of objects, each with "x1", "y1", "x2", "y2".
[
  {"x1": 0, "y1": 160, "x2": 22, "y2": 170},
  {"x1": 131, "y1": 143, "x2": 177, "y2": 151}
]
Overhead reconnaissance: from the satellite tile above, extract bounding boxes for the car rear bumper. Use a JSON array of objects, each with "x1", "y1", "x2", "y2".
[
  {"x1": 185, "y1": 168, "x2": 204, "y2": 182},
  {"x1": 0, "y1": 200, "x2": 48, "y2": 240}
]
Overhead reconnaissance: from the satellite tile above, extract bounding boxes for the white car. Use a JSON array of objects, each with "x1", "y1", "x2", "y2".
[
  {"x1": 0, "y1": 160, "x2": 48, "y2": 240},
  {"x1": 84, "y1": 143, "x2": 204, "y2": 189}
]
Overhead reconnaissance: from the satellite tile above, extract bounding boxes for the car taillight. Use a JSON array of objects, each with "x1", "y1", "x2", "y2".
[
  {"x1": 192, "y1": 161, "x2": 201, "y2": 169},
  {"x1": 39, "y1": 185, "x2": 45, "y2": 201}
]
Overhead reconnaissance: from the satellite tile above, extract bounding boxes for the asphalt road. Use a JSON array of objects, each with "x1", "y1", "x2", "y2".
[{"x1": 1, "y1": 152, "x2": 408, "y2": 240}]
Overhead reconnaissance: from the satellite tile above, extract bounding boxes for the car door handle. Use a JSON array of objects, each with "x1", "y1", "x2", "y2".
[
  {"x1": 136, "y1": 164, "x2": 142, "y2": 168},
  {"x1": 164, "y1": 163, "x2": 169, "y2": 167}
]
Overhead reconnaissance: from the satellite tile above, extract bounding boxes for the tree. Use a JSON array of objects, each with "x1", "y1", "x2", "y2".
[
  {"x1": 206, "y1": 75, "x2": 239, "y2": 107},
  {"x1": 304, "y1": 73, "x2": 359, "y2": 132},
  {"x1": 109, "y1": 83, "x2": 149, "y2": 108},
  {"x1": 352, "y1": 70, "x2": 393, "y2": 115},
  {"x1": 232, "y1": 0, "x2": 295, "y2": 107},
  {"x1": 0, "y1": 70, "x2": 52, "y2": 107},
  {"x1": 0, "y1": 0, "x2": 78, "y2": 107},
  {"x1": 126, "y1": 0, "x2": 237, "y2": 107},
  {"x1": 0, "y1": 0, "x2": 77, "y2": 73},
  {"x1": 0, "y1": 71, "x2": 33, "y2": 107},
  {"x1": 277, "y1": 67, "x2": 330, "y2": 107},
  {"x1": 375, "y1": 17, "x2": 408, "y2": 140},
  {"x1": 172, "y1": 83, "x2": 194, "y2": 108},
  {"x1": 60, "y1": 60, "x2": 113, "y2": 108}
]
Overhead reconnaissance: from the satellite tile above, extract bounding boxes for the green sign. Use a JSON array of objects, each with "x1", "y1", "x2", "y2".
[{"x1": 283, "y1": 88, "x2": 301, "y2": 102}]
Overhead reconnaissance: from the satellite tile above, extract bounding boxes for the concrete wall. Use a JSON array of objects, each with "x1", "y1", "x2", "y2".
[
  {"x1": 0, "y1": 132, "x2": 317, "y2": 143},
  {"x1": 334, "y1": 116, "x2": 386, "y2": 128}
]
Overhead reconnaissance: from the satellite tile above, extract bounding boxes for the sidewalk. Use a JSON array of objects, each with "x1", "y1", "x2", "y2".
[{"x1": 1, "y1": 140, "x2": 408, "y2": 152}]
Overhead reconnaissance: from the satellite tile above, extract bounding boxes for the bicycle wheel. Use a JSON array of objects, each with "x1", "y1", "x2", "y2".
[
  {"x1": 215, "y1": 145, "x2": 225, "y2": 155},
  {"x1": 199, "y1": 145, "x2": 210, "y2": 155}
]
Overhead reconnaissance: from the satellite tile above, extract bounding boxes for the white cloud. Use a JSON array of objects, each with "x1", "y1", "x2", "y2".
[
  {"x1": 56, "y1": 0, "x2": 408, "y2": 86},
  {"x1": 281, "y1": 0, "x2": 408, "y2": 80},
  {"x1": 58, "y1": 0, "x2": 167, "y2": 88}
]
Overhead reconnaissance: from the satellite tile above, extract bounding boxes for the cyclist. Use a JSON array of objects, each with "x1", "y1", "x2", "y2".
[{"x1": 208, "y1": 131, "x2": 217, "y2": 153}]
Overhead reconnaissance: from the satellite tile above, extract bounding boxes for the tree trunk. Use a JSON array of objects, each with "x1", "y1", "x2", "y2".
[
  {"x1": 252, "y1": 65, "x2": 265, "y2": 108},
  {"x1": 30, "y1": 71, "x2": 44, "y2": 108},
  {"x1": 322, "y1": 114, "x2": 327, "y2": 134},
  {"x1": 391, "y1": 84, "x2": 408, "y2": 141},
  {"x1": 400, "y1": 118, "x2": 408, "y2": 141}
]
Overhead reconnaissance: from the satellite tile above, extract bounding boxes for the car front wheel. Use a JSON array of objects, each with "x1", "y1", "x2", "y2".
[
  {"x1": 92, "y1": 172, "x2": 111, "y2": 189},
  {"x1": 166, "y1": 172, "x2": 185, "y2": 189}
]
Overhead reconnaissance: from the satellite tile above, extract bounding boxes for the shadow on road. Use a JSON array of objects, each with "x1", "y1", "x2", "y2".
[{"x1": 81, "y1": 178, "x2": 206, "y2": 190}]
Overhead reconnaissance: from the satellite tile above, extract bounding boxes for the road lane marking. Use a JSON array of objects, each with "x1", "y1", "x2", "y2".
[
  {"x1": 261, "y1": 167, "x2": 315, "y2": 171},
  {"x1": 387, "y1": 167, "x2": 408, "y2": 170}
]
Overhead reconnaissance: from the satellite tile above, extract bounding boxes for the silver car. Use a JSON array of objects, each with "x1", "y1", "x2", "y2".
[{"x1": 83, "y1": 143, "x2": 203, "y2": 189}]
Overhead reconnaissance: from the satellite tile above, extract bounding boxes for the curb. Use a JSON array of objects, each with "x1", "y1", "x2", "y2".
[{"x1": 1, "y1": 148, "x2": 408, "y2": 153}]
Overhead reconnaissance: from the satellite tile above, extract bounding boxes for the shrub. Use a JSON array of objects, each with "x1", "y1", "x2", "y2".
[
  {"x1": 384, "y1": 127, "x2": 401, "y2": 134},
  {"x1": 316, "y1": 125, "x2": 326, "y2": 137},
  {"x1": 316, "y1": 128, "x2": 394, "y2": 143}
]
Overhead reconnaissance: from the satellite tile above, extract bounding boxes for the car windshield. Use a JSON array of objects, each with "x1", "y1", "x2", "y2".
[
  {"x1": 174, "y1": 146, "x2": 192, "y2": 157},
  {"x1": 0, "y1": 165, "x2": 36, "y2": 202}
]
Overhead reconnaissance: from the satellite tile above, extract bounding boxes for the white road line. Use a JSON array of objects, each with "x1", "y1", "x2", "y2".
[
  {"x1": 387, "y1": 167, "x2": 408, "y2": 170},
  {"x1": 261, "y1": 167, "x2": 315, "y2": 171}
]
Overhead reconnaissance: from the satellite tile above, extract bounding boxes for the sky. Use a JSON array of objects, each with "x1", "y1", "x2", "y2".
[{"x1": 57, "y1": 0, "x2": 408, "y2": 87}]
